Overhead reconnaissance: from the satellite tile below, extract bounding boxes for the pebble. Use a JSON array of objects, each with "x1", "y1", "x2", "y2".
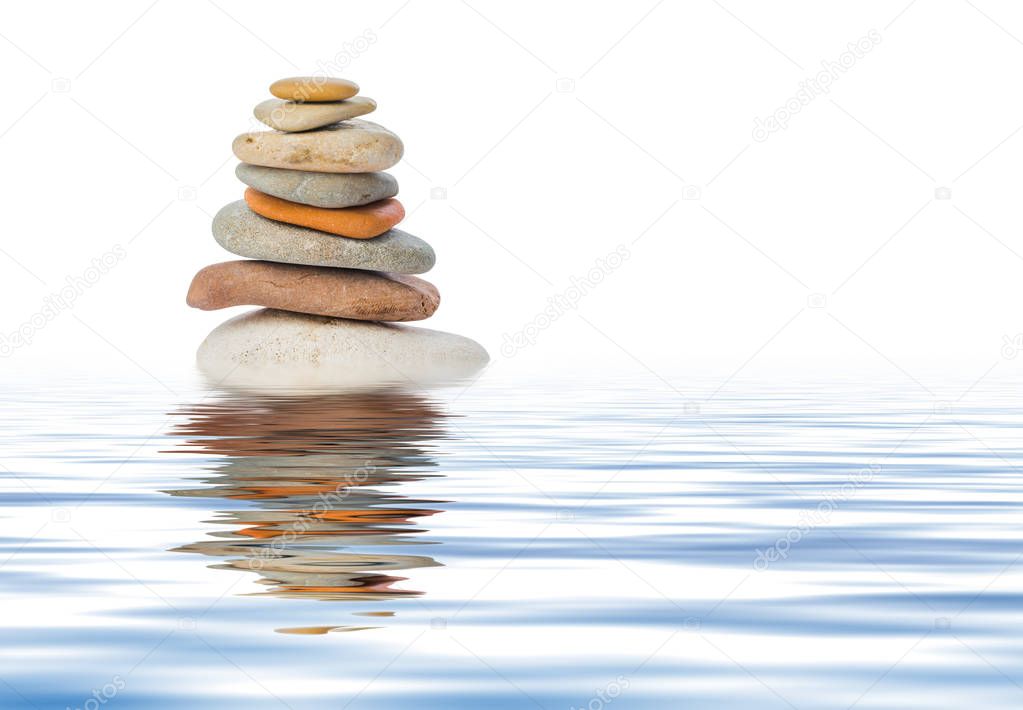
[
  {"x1": 254, "y1": 96, "x2": 376, "y2": 132},
  {"x1": 212, "y1": 200, "x2": 434, "y2": 274},
  {"x1": 186, "y1": 260, "x2": 439, "y2": 322},
  {"x1": 233, "y1": 119, "x2": 402, "y2": 173},
  {"x1": 235, "y1": 164, "x2": 398, "y2": 208},
  {"x1": 243, "y1": 188, "x2": 404, "y2": 239},
  {"x1": 270, "y1": 76, "x2": 359, "y2": 102},
  {"x1": 196, "y1": 308, "x2": 489, "y2": 391}
]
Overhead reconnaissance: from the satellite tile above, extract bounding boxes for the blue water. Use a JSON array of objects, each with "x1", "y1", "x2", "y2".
[{"x1": 2, "y1": 374, "x2": 1022, "y2": 708}]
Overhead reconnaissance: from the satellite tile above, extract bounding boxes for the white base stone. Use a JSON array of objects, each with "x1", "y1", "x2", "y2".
[{"x1": 197, "y1": 308, "x2": 489, "y2": 393}]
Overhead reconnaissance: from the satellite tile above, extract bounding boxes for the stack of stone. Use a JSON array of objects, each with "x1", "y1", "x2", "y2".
[{"x1": 186, "y1": 77, "x2": 487, "y2": 389}]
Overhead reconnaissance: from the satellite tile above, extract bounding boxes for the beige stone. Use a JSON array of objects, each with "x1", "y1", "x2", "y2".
[
  {"x1": 233, "y1": 119, "x2": 403, "y2": 173},
  {"x1": 196, "y1": 308, "x2": 490, "y2": 392},
  {"x1": 254, "y1": 96, "x2": 376, "y2": 132}
]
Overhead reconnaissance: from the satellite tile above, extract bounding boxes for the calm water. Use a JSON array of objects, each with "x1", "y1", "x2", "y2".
[{"x1": 2, "y1": 374, "x2": 1022, "y2": 709}]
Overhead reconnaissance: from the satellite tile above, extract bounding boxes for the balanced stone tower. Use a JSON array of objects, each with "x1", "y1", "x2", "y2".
[{"x1": 187, "y1": 76, "x2": 488, "y2": 389}]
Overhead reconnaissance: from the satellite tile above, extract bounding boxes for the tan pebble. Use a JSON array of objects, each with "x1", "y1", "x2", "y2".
[
  {"x1": 270, "y1": 76, "x2": 359, "y2": 102},
  {"x1": 232, "y1": 119, "x2": 403, "y2": 173},
  {"x1": 254, "y1": 96, "x2": 376, "y2": 132}
]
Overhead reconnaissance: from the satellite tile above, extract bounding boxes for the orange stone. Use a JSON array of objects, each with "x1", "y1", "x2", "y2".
[
  {"x1": 244, "y1": 187, "x2": 404, "y2": 239},
  {"x1": 269, "y1": 76, "x2": 359, "y2": 102}
]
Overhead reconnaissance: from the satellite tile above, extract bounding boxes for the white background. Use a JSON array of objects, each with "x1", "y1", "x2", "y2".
[{"x1": 2, "y1": 0, "x2": 1023, "y2": 391}]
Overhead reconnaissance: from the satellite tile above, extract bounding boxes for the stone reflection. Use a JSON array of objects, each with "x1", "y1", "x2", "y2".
[{"x1": 165, "y1": 389, "x2": 447, "y2": 603}]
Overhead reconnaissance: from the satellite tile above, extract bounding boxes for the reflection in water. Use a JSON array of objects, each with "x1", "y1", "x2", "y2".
[{"x1": 165, "y1": 390, "x2": 448, "y2": 611}]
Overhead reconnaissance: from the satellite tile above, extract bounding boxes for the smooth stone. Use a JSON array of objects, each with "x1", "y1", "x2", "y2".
[
  {"x1": 270, "y1": 76, "x2": 358, "y2": 102},
  {"x1": 254, "y1": 96, "x2": 376, "y2": 132},
  {"x1": 235, "y1": 164, "x2": 398, "y2": 208},
  {"x1": 187, "y1": 260, "x2": 439, "y2": 322},
  {"x1": 244, "y1": 188, "x2": 404, "y2": 239},
  {"x1": 233, "y1": 119, "x2": 403, "y2": 173},
  {"x1": 212, "y1": 201, "x2": 435, "y2": 274},
  {"x1": 197, "y1": 308, "x2": 489, "y2": 391}
]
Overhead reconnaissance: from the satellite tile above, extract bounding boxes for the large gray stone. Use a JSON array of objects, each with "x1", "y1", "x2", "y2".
[
  {"x1": 232, "y1": 119, "x2": 403, "y2": 173},
  {"x1": 197, "y1": 308, "x2": 489, "y2": 391},
  {"x1": 235, "y1": 164, "x2": 398, "y2": 208},
  {"x1": 212, "y1": 201, "x2": 435, "y2": 274}
]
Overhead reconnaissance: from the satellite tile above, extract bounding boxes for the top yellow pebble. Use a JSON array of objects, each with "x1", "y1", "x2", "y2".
[{"x1": 269, "y1": 77, "x2": 359, "y2": 102}]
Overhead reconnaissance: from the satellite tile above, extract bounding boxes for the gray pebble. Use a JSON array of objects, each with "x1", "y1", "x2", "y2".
[
  {"x1": 212, "y1": 201, "x2": 435, "y2": 274},
  {"x1": 235, "y1": 164, "x2": 397, "y2": 208}
]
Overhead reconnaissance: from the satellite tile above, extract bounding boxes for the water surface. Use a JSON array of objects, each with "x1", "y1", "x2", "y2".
[{"x1": 1, "y1": 375, "x2": 1021, "y2": 708}]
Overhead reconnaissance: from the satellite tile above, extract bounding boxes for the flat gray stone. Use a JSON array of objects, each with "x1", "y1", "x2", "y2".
[
  {"x1": 197, "y1": 308, "x2": 489, "y2": 391},
  {"x1": 253, "y1": 96, "x2": 376, "y2": 132},
  {"x1": 235, "y1": 164, "x2": 398, "y2": 208},
  {"x1": 212, "y1": 201, "x2": 435, "y2": 274},
  {"x1": 232, "y1": 119, "x2": 403, "y2": 173}
]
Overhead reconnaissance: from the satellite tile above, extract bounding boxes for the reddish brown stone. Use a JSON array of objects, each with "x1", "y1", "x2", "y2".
[{"x1": 186, "y1": 261, "x2": 439, "y2": 322}]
